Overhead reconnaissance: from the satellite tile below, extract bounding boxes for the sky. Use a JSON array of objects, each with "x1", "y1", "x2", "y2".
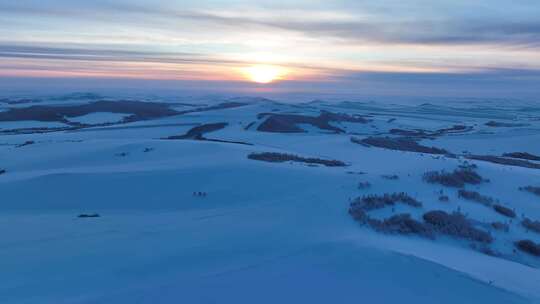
[{"x1": 1, "y1": 0, "x2": 540, "y2": 98}]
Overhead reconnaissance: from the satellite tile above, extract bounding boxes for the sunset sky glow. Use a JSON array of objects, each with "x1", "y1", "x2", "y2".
[{"x1": 1, "y1": 0, "x2": 540, "y2": 97}]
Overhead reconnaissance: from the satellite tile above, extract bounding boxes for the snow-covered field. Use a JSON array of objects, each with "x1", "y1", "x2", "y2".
[{"x1": 1, "y1": 95, "x2": 540, "y2": 303}]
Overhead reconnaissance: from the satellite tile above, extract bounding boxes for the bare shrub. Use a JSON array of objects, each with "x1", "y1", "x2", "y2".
[
  {"x1": 515, "y1": 240, "x2": 540, "y2": 256},
  {"x1": 248, "y1": 152, "x2": 346, "y2": 167},
  {"x1": 457, "y1": 190, "x2": 494, "y2": 206},
  {"x1": 493, "y1": 204, "x2": 516, "y2": 218},
  {"x1": 423, "y1": 168, "x2": 483, "y2": 188},
  {"x1": 423, "y1": 210, "x2": 493, "y2": 243},
  {"x1": 522, "y1": 218, "x2": 540, "y2": 234}
]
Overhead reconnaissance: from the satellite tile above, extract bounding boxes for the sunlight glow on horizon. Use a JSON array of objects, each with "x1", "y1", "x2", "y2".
[
  {"x1": 242, "y1": 65, "x2": 287, "y2": 84},
  {"x1": 1, "y1": 0, "x2": 540, "y2": 97}
]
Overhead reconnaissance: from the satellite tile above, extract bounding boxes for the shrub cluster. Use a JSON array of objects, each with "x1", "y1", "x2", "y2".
[
  {"x1": 359, "y1": 136, "x2": 448, "y2": 155},
  {"x1": 357, "y1": 181, "x2": 371, "y2": 189},
  {"x1": 503, "y1": 152, "x2": 540, "y2": 161},
  {"x1": 438, "y1": 195, "x2": 449, "y2": 202},
  {"x1": 491, "y1": 221, "x2": 509, "y2": 232},
  {"x1": 467, "y1": 155, "x2": 540, "y2": 169},
  {"x1": 520, "y1": 186, "x2": 540, "y2": 197},
  {"x1": 522, "y1": 218, "x2": 540, "y2": 234},
  {"x1": 493, "y1": 204, "x2": 516, "y2": 218},
  {"x1": 78, "y1": 213, "x2": 100, "y2": 218},
  {"x1": 423, "y1": 168, "x2": 483, "y2": 188},
  {"x1": 248, "y1": 152, "x2": 346, "y2": 167},
  {"x1": 367, "y1": 213, "x2": 434, "y2": 239},
  {"x1": 350, "y1": 208, "x2": 493, "y2": 243},
  {"x1": 515, "y1": 240, "x2": 540, "y2": 256},
  {"x1": 350, "y1": 192, "x2": 422, "y2": 212},
  {"x1": 457, "y1": 190, "x2": 494, "y2": 206},
  {"x1": 423, "y1": 210, "x2": 493, "y2": 243}
]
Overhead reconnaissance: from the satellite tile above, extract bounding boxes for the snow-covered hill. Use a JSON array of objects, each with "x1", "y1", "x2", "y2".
[{"x1": 1, "y1": 95, "x2": 539, "y2": 303}]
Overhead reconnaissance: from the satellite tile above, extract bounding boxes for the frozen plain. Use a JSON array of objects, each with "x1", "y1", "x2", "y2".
[{"x1": 1, "y1": 95, "x2": 540, "y2": 303}]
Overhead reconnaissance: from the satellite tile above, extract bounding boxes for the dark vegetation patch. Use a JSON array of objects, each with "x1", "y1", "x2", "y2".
[
  {"x1": 471, "y1": 244, "x2": 499, "y2": 257},
  {"x1": 0, "y1": 98, "x2": 39, "y2": 105},
  {"x1": 438, "y1": 195, "x2": 450, "y2": 202},
  {"x1": 248, "y1": 152, "x2": 346, "y2": 167},
  {"x1": 381, "y1": 174, "x2": 399, "y2": 180},
  {"x1": 493, "y1": 204, "x2": 516, "y2": 218},
  {"x1": 177, "y1": 102, "x2": 246, "y2": 115},
  {"x1": 257, "y1": 110, "x2": 369, "y2": 133},
  {"x1": 436, "y1": 125, "x2": 471, "y2": 134},
  {"x1": 503, "y1": 152, "x2": 540, "y2": 161},
  {"x1": 457, "y1": 190, "x2": 494, "y2": 206},
  {"x1": 367, "y1": 213, "x2": 434, "y2": 238},
  {"x1": 485, "y1": 121, "x2": 529, "y2": 127},
  {"x1": 350, "y1": 136, "x2": 371, "y2": 147},
  {"x1": 522, "y1": 218, "x2": 540, "y2": 234},
  {"x1": 349, "y1": 192, "x2": 422, "y2": 214},
  {"x1": 423, "y1": 210, "x2": 493, "y2": 243},
  {"x1": 0, "y1": 126, "x2": 71, "y2": 135},
  {"x1": 389, "y1": 129, "x2": 429, "y2": 137},
  {"x1": 515, "y1": 240, "x2": 540, "y2": 256},
  {"x1": 389, "y1": 125, "x2": 471, "y2": 138},
  {"x1": 458, "y1": 162, "x2": 477, "y2": 170},
  {"x1": 466, "y1": 155, "x2": 540, "y2": 169},
  {"x1": 166, "y1": 123, "x2": 228, "y2": 140},
  {"x1": 356, "y1": 136, "x2": 448, "y2": 154},
  {"x1": 165, "y1": 123, "x2": 252, "y2": 145},
  {"x1": 0, "y1": 169, "x2": 6, "y2": 175},
  {"x1": 423, "y1": 168, "x2": 484, "y2": 188},
  {"x1": 244, "y1": 121, "x2": 256, "y2": 130},
  {"x1": 0, "y1": 101, "x2": 246, "y2": 135},
  {"x1": 520, "y1": 186, "x2": 540, "y2": 197},
  {"x1": 16, "y1": 140, "x2": 35, "y2": 148},
  {"x1": 0, "y1": 100, "x2": 178, "y2": 123},
  {"x1": 78, "y1": 213, "x2": 100, "y2": 218},
  {"x1": 491, "y1": 221, "x2": 509, "y2": 232},
  {"x1": 350, "y1": 205, "x2": 493, "y2": 243},
  {"x1": 346, "y1": 171, "x2": 366, "y2": 175},
  {"x1": 358, "y1": 182, "x2": 371, "y2": 189}
]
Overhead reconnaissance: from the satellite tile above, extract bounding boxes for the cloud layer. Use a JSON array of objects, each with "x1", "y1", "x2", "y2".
[{"x1": 1, "y1": 0, "x2": 539, "y2": 97}]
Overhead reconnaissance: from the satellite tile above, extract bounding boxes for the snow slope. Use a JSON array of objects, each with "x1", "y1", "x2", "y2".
[{"x1": 0, "y1": 96, "x2": 539, "y2": 303}]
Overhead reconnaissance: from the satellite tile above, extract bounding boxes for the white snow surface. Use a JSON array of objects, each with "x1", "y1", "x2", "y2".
[{"x1": 1, "y1": 96, "x2": 540, "y2": 303}]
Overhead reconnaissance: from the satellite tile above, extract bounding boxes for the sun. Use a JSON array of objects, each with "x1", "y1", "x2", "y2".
[{"x1": 243, "y1": 65, "x2": 285, "y2": 84}]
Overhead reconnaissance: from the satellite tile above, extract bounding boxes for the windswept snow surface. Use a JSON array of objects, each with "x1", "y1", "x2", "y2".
[{"x1": 1, "y1": 96, "x2": 540, "y2": 303}]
